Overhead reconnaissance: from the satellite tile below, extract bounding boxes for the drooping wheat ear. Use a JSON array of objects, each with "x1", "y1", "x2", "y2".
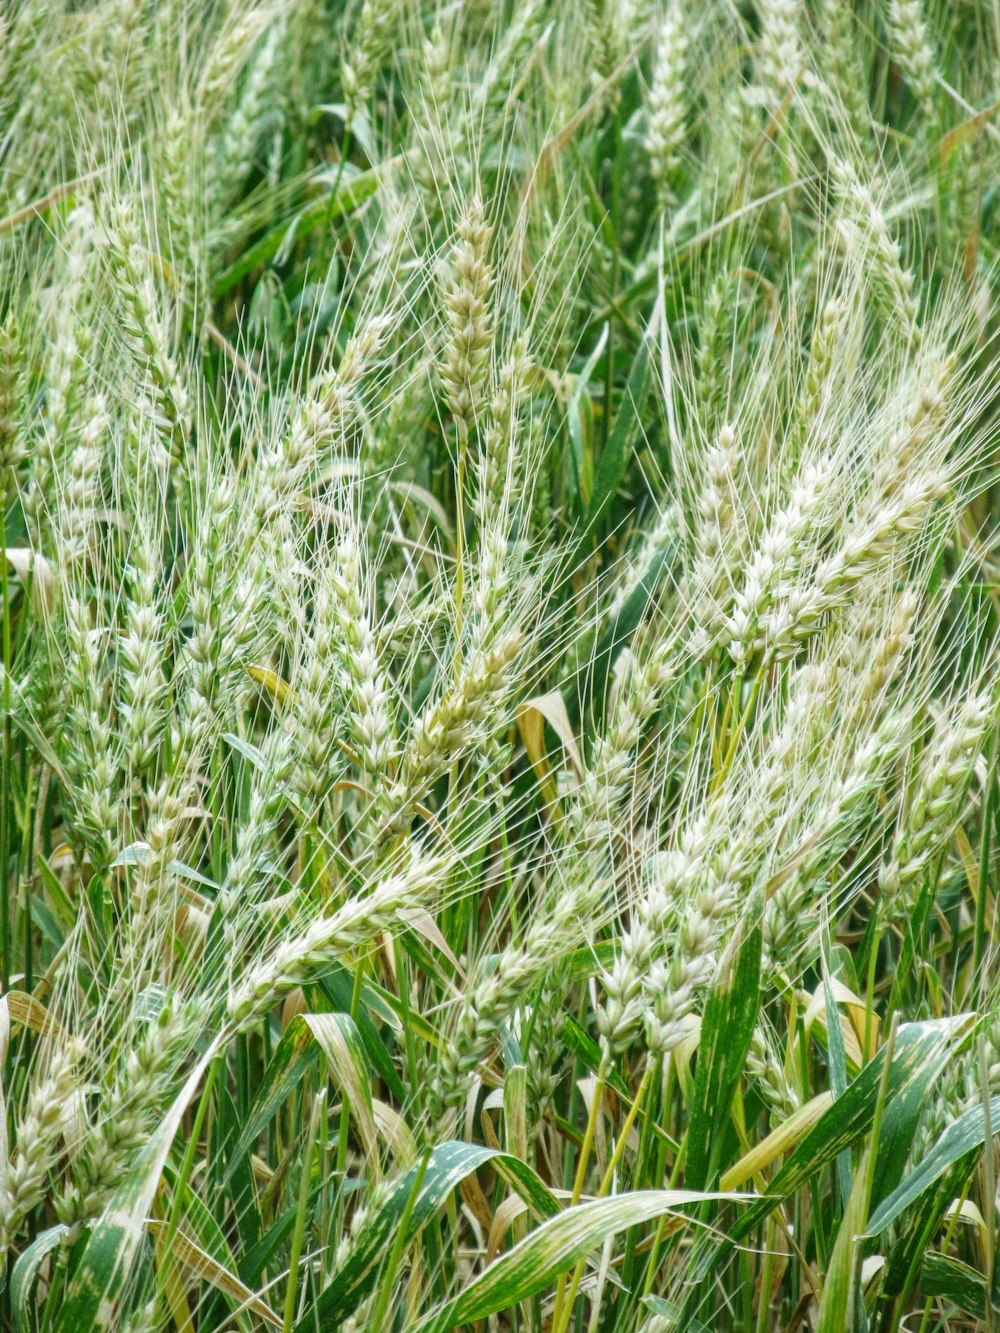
[
  {"x1": 723, "y1": 458, "x2": 834, "y2": 666},
  {"x1": 342, "y1": 0, "x2": 399, "y2": 125},
  {"x1": 746, "y1": 1024, "x2": 799, "y2": 1115},
  {"x1": 878, "y1": 689, "x2": 994, "y2": 925},
  {"x1": 383, "y1": 627, "x2": 524, "y2": 834},
  {"x1": 756, "y1": 0, "x2": 804, "y2": 98},
  {"x1": 435, "y1": 629, "x2": 680, "y2": 1108},
  {"x1": 227, "y1": 849, "x2": 445, "y2": 1030},
  {"x1": 274, "y1": 315, "x2": 392, "y2": 496},
  {"x1": 56, "y1": 1000, "x2": 198, "y2": 1236},
  {"x1": 645, "y1": 2, "x2": 688, "y2": 210},
  {"x1": 762, "y1": 375, "x2": 949, "y2": 671},
  {"x1": 745, "y1": 663, "x2": 835, "y2": 836},
  {"x1": 888, "y1": 0, "x2": 937, "y2": 123},
  {"x1": 645, "y1": 853, "x2": 757, "y2": 1056},
  {"x1": 440, "y1": 196, "x2": 493, "y2": 444},
  {"x1": 104, "y1": 199, "x2": 191, "y2": 474},
  {"x1": 0, "y1": 1039, "x2": 85, "y2": 1256},
  {"x1": 430, "y1": 862, "x2": 602, "y2": 1133},
  {"x1": 375, "y1": 526, "x2": 524, "y2": 836},
  {"x1": 0, "y1": 321, "x2": 26, "y2": 474},
  {"x1": 763, "y1": 469, "x2": 948, "y2": 663},
  {"x1": 597, "y1": 843, "x2": 690, "y2": 1052},
  {"x1": 833, "y1": 162, "x2": 920, "y2": 344}
]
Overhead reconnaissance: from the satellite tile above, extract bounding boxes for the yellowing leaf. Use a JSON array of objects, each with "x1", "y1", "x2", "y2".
[
  {"x1": 5, "y1": 991, "x2": 63, "y2": 1040},
  {"x1": 804, "y1": 980, "x2": 879, "y2": 1068},
  {"x1": 147, "y1": 1221, "x2": 282, "y2": 1327},
  {"x1": 247, "y1": 664, "x2": 296, "y2": 704},
  {"x1": 516, "y1": 690, "x2": 582, "y2": 811},
  {"x1": 721, "y1": 1092, "x2": 834, "y2": 1191},
  {"x1": 938, "y1": 97, "x2": 1000, "y2": 167}
]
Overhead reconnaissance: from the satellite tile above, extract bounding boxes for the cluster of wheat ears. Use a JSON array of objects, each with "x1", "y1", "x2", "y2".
[{"x1": 1, "y1": 0, "x2": 1000, "y2": 1329}]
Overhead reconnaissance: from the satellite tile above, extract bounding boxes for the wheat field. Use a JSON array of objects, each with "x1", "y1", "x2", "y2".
[{"x1": 0, "y1": 1, "x2": 999, "y2": 1329}]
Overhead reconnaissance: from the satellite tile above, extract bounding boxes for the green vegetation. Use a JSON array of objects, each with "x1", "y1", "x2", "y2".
[{"x1": 1, "y1": 0, "x2": 1000, "y2": 1328}]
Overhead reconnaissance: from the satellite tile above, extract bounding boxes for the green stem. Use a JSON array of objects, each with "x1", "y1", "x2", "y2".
[
  {"x1": 283, "y1": 1089, "x2": 326, "y2": 1333},
  {"x1": 551, "y1": 1050, "x2": 609, "y2": 1329},
  {"x1": 162, "y1": 1054, "x2": 221, "y2": 1259},
  {"x1": 554, "y1": 1057, "x2": 655, "y2": 1333},
  {"x1": 336, "y1": 960, "x2": 366, "y2": 1179},
  {"x1": 0, "y1": 506, "x2": 11, "y2": 992},
  {"x1": 453, "y1": 420, "x2": 469, "y2": 652},
  {"x1": 368, "y1": 1148, "x2": 430, "y2": 1331}
]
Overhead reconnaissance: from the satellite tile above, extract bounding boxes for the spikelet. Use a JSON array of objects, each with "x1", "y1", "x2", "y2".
[
  {"x1": 879, "y1": 690, "x2": 994, "y2": 925},
  {"x1": 645, "y1": 4, "x2": 688, "y2": 210},
  {"x1": 723, "y1": 459, "x2": 833, "y2": 666},
  {"x1": 103, "y1": 199, "x2": 191, "y2": 474},
  {"x1": 756, "y1": 0, "x2": 803, "y2": 99},
  {"x1": 0, "y1": 322, "x2": 25, "y2": 474},
  {"x1": 56, "y1": 1002, "x2": 198, "y2": 1235},
  {"x1": 199, "y1": 9, "x2": 272, "y2": 112},
  {"x1": 440, "y1": 196, "x2": 493, "y2": 442},
  {"x1": 833, "y1": 162, "x2": 920, "y2": 344},
  {"x1": 119, "y1": 523, "x2": 168, "y2": 779},
  {"x1": 0, "y1": 1040, "x2": 84, "y2": 1254},
  {"x1": 214, "y1": 20, "x2": 284, "y2": 210},
  {"x1": 888, "y1": 0, "x2": 937, "y2": 122},
  {"x1": 342, "y1": 0, "x2": 400, "y2": 124},
  {"x1": 472, "y1": 0, "x2": 548, "y2": 134},
  {"x1": 817, "y1": 0, "x2": 869, "y2": 137},
  {"x1": 327, "y1": 532, "x2": 397, "y2": 792}
]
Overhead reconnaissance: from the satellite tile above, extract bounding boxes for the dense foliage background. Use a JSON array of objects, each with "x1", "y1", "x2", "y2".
[{"x1": 1, "y1": 0, "x2": 1000, "y2": 1328}]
